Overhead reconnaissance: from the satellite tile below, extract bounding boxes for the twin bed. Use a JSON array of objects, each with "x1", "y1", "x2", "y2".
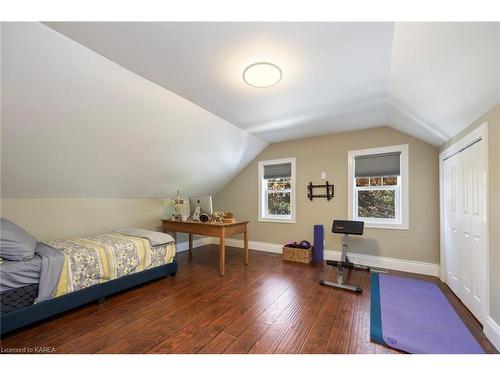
[{"x1": 0, "y1": 219, "x2": 177, "y2": 335}]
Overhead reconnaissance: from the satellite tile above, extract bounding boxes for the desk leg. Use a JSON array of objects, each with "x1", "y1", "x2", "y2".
[
  {"x1": 219, "y1": 229, "x2": 225, "y2": 276},
  {"x1": 244, "y1": 228, "x2": 249, "y2": 265},
  {"x1": 188, "y1": 233, "x2": 193, "y2": 256}
]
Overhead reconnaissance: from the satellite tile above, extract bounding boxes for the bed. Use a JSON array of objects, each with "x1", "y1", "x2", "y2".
[{"x1": 0, "y1": 220, "x2": 177, "y2": 335}]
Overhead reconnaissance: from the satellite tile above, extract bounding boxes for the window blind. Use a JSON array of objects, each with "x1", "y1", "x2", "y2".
[
  {"x1": 354, "y1": 152, "x2": 401, "y2": 178},
  {"x1": 264, "y1": 163, "x2": 292, "y2": 179}
]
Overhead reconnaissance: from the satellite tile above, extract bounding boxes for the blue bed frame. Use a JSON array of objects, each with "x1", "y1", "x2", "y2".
[{"x1": 0, "y1": 259, "x2": 178, "y2": 335}]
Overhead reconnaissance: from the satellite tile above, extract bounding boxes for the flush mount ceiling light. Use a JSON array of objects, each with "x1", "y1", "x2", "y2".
[{"x1": 243, "y1": 62, "x2": 282, "y2": 88}]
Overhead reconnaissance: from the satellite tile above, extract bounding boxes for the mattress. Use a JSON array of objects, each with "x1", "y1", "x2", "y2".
[{"x1": 0, "y1": 284, "x2": 39, "y2": 314}]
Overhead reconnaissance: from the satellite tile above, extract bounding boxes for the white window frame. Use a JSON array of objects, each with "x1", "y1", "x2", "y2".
[
  {"x1": 258, "y1": 157, "x2": 296, "y2": 223},
  {"x1": 347, "y1": 144, "x2": 409, "y2": 230}
]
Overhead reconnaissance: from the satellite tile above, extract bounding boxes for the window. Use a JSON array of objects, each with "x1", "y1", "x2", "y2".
[
  {"x1": 258, "y1": 158, "x2": 296, "y2": 223},
  {"x1": 348, "y1": 145, "x2": 409, "y2": 229}
]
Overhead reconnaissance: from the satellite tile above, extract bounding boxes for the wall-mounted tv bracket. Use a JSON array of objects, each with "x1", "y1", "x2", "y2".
[{"x1": 307, "y1": 181, "x2": 334, "y2": 201}]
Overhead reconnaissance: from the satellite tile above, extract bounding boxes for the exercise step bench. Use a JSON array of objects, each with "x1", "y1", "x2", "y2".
[{"x1": 319, "y1": 219, "x2": 386, "y2": 293}]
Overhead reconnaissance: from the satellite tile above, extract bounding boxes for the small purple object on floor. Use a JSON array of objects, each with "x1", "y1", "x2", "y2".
[
  {"x1": 376, "y1": 273, "x2": 484, "y2": 354},
  {"x1": 313, "y1": 225, "x2": 324, "y2": 261}
]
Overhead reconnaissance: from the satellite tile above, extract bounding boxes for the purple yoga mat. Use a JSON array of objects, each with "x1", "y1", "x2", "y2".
[{"x1": 378, "y1": 274, "x2": 484, "y2": 354}]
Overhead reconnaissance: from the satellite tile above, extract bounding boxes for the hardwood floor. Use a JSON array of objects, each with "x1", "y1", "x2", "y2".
[{"x1": 0, "y1": 245, "x2": 497, "y2": 354}]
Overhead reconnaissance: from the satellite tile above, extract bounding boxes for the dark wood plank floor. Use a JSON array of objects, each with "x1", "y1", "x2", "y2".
[{"x1": 1, "y1": 245, "x2": 497, "y2": 354}]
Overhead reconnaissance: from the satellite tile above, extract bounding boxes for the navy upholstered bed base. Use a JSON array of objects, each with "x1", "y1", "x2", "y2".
[{"x1": 0, "y1": 259, "x2": 178, "y2": 335}]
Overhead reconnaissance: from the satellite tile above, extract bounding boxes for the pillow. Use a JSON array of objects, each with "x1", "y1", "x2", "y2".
[{"x1": 0, "y1": 218, "x2": 37, "y2": 261}]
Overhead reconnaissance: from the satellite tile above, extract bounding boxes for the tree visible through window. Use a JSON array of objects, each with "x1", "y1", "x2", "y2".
[
  {"x1": 266, "y1": 177, "x2": 291, "y2": 215},
  {"x1": 356, "y1": 176, "x2": 398, "y2": 219},
  {"x1": 259, "y1": 158, "x2": 296, "y2": 222},
  {"x1": 349, "y1": 145, "x2": 408, "y2": 228}
]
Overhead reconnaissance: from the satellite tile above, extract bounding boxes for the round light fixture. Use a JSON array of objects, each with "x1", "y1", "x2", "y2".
[{"x1": 243, "y1": 62, "x2": 282, "y2": 88}]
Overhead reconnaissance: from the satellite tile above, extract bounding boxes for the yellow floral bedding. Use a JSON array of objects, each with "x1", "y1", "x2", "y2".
[{"x1": 47, "y1": 233, "x2": 175, "y2": 297}]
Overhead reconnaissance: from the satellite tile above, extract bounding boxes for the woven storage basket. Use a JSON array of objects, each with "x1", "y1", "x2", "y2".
[{"x1": 282, "y1": 246, "x2": 313, "y2": 264}]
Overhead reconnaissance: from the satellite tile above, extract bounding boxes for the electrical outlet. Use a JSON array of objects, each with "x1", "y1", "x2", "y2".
[{"x1": 321, "y1": 172, "x2": 327, "y2": 179}]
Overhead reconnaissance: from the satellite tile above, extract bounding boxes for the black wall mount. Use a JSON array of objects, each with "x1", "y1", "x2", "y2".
[{"x1": 307, "y1": 181, "x2": 334, "y2": 201}]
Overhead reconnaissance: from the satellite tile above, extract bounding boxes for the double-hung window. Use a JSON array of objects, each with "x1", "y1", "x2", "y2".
[
  {"x1": 258, "y1": 158, "x2": 296, "y2": 223},
  {"x1": 348, "y1": 145, "x2": 409, "y2": 229}
]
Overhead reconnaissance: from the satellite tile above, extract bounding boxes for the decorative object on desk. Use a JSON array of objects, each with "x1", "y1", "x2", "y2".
[
  {"x1": 212, "y1": 211, "x2": 225, "y2": 223},
  {"x1": 191, "y1": 206, "x2": 201, "y2": 221},
  {"x1": 171, "y1": 190, "x2": 186, "y2": 221},
  {"x1": 313, "y1": 224, "x2": 324, "y2": 261},
  {"x1": 307, "y1": 181, "x2": 334, "y2": 201},
  {"x1": 283, "y1": 243, "x2": 313, "y2": 263},
  {"x1": 212, "y1": 211, "x2": 236, "y2": 223},
  {"x1": 189, "y1": 196, "x2": 213, "y2": 221},
  {"x1": 222, "y1": 212, "x2": 236, "y2": 223}
]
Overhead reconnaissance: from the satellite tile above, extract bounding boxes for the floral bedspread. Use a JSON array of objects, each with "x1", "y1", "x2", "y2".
[{"x1": 47, "y1": 232, "x2": 175, "y2": 297}]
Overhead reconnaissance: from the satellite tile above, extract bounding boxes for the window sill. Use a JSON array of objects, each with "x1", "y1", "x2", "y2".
[
  {"x1": 258, "y1": 218, "x2": 296, "y2": 224},
  {"x1": 364, "y1": 223, "x2": 409, "y2": 230}
]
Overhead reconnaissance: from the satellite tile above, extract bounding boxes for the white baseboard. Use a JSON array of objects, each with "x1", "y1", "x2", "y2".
[
  {"x1": 324, "y1": 250, "x2": 440, "y2": 276},
  {"x1": 176, "y1": 237, "x2": 283, "y2": 254},
  {"x1": 223, "y1": 238, "x2": 283, "y2": 253},
  {"x1": 485, "y1": 317, "x2": 500, "y2": 351},
  {"x1": 214, "y1": 238, "x2": 439, "y2": 277},
  {"x1": 175, "y1": 237, "x2": 213, "y2": 252}
]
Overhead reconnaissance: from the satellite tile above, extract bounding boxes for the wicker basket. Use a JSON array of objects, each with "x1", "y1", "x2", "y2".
[{"x1": 282, "y1": 245, "x2": 313, "y2": 264}]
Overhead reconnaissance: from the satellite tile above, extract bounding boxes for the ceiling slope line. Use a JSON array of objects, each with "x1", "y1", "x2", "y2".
[
  {"x1": 246, "y1": 96, "x2": 387, "y2": 135},
  {"x1": 387, "y1": 99, "x2": 449, "y2": 143},
  {"x1": 40, "y1": 22, "x2": 268, "y2": 147}
]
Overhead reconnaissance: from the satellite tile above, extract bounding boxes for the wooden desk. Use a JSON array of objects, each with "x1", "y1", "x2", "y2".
[{"x1": 161, "y1": 219, "x2": 249, "y2": 276}]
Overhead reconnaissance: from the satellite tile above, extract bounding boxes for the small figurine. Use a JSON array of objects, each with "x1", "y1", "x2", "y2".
[{"x1": 171, "y1": 190, "x2": 185, "y2": 221}]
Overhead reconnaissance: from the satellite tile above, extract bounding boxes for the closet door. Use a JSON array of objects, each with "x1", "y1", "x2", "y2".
[
  {"x1": 443, "y1": 140, "x2": 485, "y2": 324},
  {"x1": 459, "y1": 140, "x2": 485, "y2": 323},
  {"x1": 443, "y1": 154, "x2": 461, "y2": 297}
]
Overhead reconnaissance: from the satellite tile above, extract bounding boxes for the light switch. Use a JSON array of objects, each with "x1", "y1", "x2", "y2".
[{"x1": 321, "y1": 172, "x2": 327, "y2": 180}]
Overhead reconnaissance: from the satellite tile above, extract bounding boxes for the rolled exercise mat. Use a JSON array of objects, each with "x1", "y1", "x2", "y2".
[
  {"x1": 313, "y1": 225, "x2": 324, "y2": 261},
  {"x1": 370, "y1": 273, "x2": 484, "y2": 354}
]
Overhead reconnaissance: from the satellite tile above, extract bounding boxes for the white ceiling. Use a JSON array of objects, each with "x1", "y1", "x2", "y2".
[
  {"x1": 2, "y1": 22, "x2": 499, "y2": 199},
  {"x1": 45, "y1": 22, "x2": 500, "y2": 146},
  {"x1": 388, "y1": 22, "x2": 500, "y2": 140},
  {"x1": 1, "y1": 23, "x2": 267, "y2": 198}
]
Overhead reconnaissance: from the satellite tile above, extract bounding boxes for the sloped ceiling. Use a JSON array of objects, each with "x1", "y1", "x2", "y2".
[
  {"x1": 1, "y1": 22, "x2": 499, "y2": 199},
  {"x1": 0, "y1": 23, "x2": 267, "y2": 198},
  {"x1": 388, "y1": 22, "x2": 500, "y2": 140},
  {"x1": 44, "y1": 22, "x2": 500, "y2": 145}
]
